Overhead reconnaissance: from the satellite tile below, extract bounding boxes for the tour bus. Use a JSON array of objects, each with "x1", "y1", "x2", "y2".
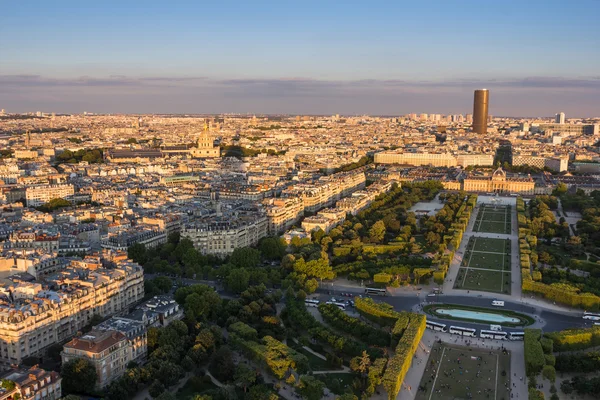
[
  {"x1": 492, "y1": 300, "x2": 505, "y2": 307},
  {"x1": 426, "y1": 321, "x2": 448, "y2": 332},
  {"x1": 449, "y1": 326, "x2": 477, "y2": 337},
  {"x1": 509, "y1": 332, "x2": 525, "y2": 341},
  {"x1": 364, "y1": 287, "x2": 387, "y2": 296},
  {"x1": 490, "y1": 324, "x2": 502, "y2": 331},
  {"x1": 305, "y1": 299, "x2": 320, "y2": 308},
  {"x1": 583, "y1": 312, "x2": 600, "y2": 321},
  {"x1": 480, "y1": 330, "x2": 508, "y2": 340},
  {"x1": 326, "y1": 301, "x2": 346, "y2": 311}
]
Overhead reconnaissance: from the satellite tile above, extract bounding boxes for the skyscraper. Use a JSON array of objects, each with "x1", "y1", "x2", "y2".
[
  {"x1": 472, "y1": 89, "x2": 489, "y2": 134},
  {"x1": 555, "y1": 112, "x2": 565, "y2": 124}
]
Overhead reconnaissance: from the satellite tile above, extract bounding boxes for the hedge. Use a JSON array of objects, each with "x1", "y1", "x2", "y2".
[
  {"x1": 522, "y1": 273, "x2": 600, "y2": 310},
  {"x1": 230, "y1": 334, "x2": 309, "y2": 378},
  {"x1": 540, "y1": 337, "x2": 554, "y2": 354},
  {"x1": 318, "y1": 303, "x2": 390, "y2": 347},
  {"x1": 382, "y1": 314, "x2": 426, "y2": 399},
  {"x1": 228, "y1": 321, "x2": 258, "y2": 340},
  {"x1": 355, "y1": 297, "x2": 399, "y2": 326},
  {"x1": 544, "y1": 326, "x2": 600, "y2": 352},
  {"x1": 524, "y1": 329, "x2": 545, "y2": 376},
  {"x1": 373, "y1": 273, "x2": 392, "y2": 284}
]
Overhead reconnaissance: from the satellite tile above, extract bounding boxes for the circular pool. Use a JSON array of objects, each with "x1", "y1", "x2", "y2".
[{"x1": 436, "y1": 308, "x2": 520, "y2": 324}]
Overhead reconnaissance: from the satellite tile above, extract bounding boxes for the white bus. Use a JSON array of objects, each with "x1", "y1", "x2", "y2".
[
  {"x1": 365, "y1": 288, "x2": 387, "y2": 296},
  {"x1": 305, "y1": 299, "x2": 320, "y2": 308},
  {"x1": 583, "y1": 312, "x2": 600, "y2": 321},
  {"x1": 480, "y1": 330, "x2": 508, "y2": 340},
  {"x1": 449, "y1": 326, "x2": 477, "y2": 337},
  {"x1": 326, "y1": 301, "x2": 346, "y2": 311},
  {"x1": 509, "y1": 332, "x2": 525, "y2": 341},
  {"x1": 490, "y1": 324, "x2": 502, "y2": 331},
  {"x1": 426, "y1": 321, "x2": 448, "y2": 332},
  {"x1": 492, "y1": 300, "x2": 505, "y2": 307}
]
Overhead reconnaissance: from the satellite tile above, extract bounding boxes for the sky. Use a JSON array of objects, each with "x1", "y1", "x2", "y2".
[{"x1": 1, "y1": 0, "x2": 599, "y2": 116}]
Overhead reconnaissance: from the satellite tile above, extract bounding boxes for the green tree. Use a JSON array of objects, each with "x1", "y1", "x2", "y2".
[
  {"x1": 226, "y1": 268, "x2": 250, "y2": 293},
  {"x1": 258, "y1": 237, "x2": 286, "y2": 260},
  {"x1": 369, "y1": 220, "x2": 386, "y2": 243},
  {"x1": 230, "y1": 247, "x2": 261, "y2": 269},
  {"x1": 128, "y1": 243, "x2": 147, "y2": 264},
  {"x1": 61, "y1": 359, "x2": 98, "y2": 395},
  {"x1": 296, "y1": 375, "x2": 325, "y2": 400},
  {"x1": 209, "y1": 346, "x2": 236, "y2": 383},
  {"x1": 553, "y1": 182, "x2": 568, "y2": 196},
  {"x1": 234, "y1": 363, "x2": 256, "y2": 393}
]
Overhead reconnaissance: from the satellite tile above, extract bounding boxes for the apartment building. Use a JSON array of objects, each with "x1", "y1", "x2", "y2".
[
  {"x1": 512, "y1": 154, "x2": 568, "y2": 172},
  {"x1": 101, "y1": 227, "x2": 167, "y2": 251},
  {"x1": 95, "y1": 317, "x2": 147, "y2": 363},
  {"x1": 263, "y1": 197, "x2": 304, "y2": 234},
  {"x1": 0, "y1": 367, "x2": 61, "y2": 400},
  {"x1": 182, "y1": 214, "x2": 268, "y2": 256},
  {"x1": 24, "y1": 184, "x2": 74, "y2": 207},
  {"x1": 374, "y1": 151, "x2": 457, "y2": 167},
  {"x1": 0, "y1": 259, "x2": 144, "y2": 367},
  {"x1": 62, "y1": 330, "x2": 130, "y2": 388}
]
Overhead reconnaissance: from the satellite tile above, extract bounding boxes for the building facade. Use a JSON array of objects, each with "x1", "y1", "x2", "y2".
[
  {"x1": 462, "y1": 168, "x2": 535, "y2": 194},
  {"x1": 62, "y1": 330, "x2": 130, "y2": 388}
]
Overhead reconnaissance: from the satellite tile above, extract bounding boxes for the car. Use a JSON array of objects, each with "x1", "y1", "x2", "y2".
[{"x1": 427, "y1": 293, "x2": 436, "y2": 297}]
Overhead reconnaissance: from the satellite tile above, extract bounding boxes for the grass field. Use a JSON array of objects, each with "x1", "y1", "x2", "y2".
[
  {"x1": 415, "y1": 343, "x2": 511, "y2": 400},
  {"x1": 473, "y1": 204, "x2": 512, "y2": 234},
  {"x1": 455, "y1": 237, "x2": 512, "y2": 294}
]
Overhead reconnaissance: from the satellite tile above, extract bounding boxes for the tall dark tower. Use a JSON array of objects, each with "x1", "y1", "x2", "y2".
[{"x1": 472, "y1": 89, "x2": 489, "y2": 134}]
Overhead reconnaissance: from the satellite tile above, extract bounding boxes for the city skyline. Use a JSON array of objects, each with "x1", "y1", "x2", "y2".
[{"x1": 2, "y1": 0, "x2": 600, "y2": 116}]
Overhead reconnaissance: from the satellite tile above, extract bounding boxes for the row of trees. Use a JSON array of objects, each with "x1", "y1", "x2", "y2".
[
  {"x1": 318, "y1": 303, "x2": 390, "y2": 347},
  {"x1": 518, "y1": 196, "x2": 600, "y2": 310},
  {"x1": 544, "y1": 326, "x2": 600, "y2": 352},
  {"x1": 555, "y1": 351, "x2": 600, "y2": 373},
  {"x1": 56, "y1": 148, "x2": 103, "y2": 164}
]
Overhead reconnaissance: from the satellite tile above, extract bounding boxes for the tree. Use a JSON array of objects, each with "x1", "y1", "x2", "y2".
[
  {"x1": 209, "y1": 346, "x2": 236, "y2": 383},
  {"x1": 337, "y1": 394, "x2": 359, "y2": 400},
  {"x1": 553, "y1": 182, "x2": 568, "y2": 196},
  {"x1": 247, "y1": 384, "x2": 279, "y2": 400},
  {"x1": 234, "y1": 363, "x2": 256, "y2": 393},
  {"x1": 61, "y1": 358, "x2": 98, "y2": 395},
  {"x1": 296, "y1": 375, "x2": 325, "y2": 400},
  {"x1": 226, "y1": 268, "x2": 250, "y2": 293},
  {"x1": 259, "y1": 237, "x2": 286, "y2": 260},
  {"x1": 153, "y1": 276, "x2": 172, "y2": 293},
  {"x1": 155, "y1": 392, "x2": 177, "y2": 400},
  {"x1": 148, "y1": 379, "x2": 166, "y2": 397},
  {"x1": 230, "y1": 248, "x2": 261, "y2": 269},
  {"x1": 369, "y1": 221, "x2": 386, "y2": 243},
  {"x1": 128, "y1": 243, "x2": 147, "y2": 264}
]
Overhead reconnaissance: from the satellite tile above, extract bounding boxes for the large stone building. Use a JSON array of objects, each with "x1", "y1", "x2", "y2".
[
  {"x1": 182, "y1": 214, "x2": 268, "y2": 257},
  {"x1": 0, "y1": 258, "x2": 144, "y2": 367},
  {"x1": 462, "y1": 168, "x2": 535, "y2": 194},
  {"x1": 62, "y1": 330, "x2": 130, "y2": 388},
  {"x1": 24, "y1": 184, "x2": 75, "y2": 207},
  {"x1": 190, "y1": 125, "x2": 220, "y2": 158},
  {"x1": 0, "y1": 366, "x2": 61, "y2": 400},
  {"x1": 374, "y1": 152, "x2": 457, "y2": 167}
]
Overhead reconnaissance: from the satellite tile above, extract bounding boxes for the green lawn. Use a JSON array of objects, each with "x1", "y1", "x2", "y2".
[
  {"x1": 176, "y1": 375, "x2": 219, "y2": 400},
  {"x1": 462, "y1": 251, "x2": 509, "y2": 271},
  {"x1": 315, "y1": 373, "x2": 357, "y2": 395},
  {"x1": 455, "y1": 268, "x2": 511, "y2": 294},
  {"x1": 288, "y1": 341, "x2": 340, "y2": 371},
  {"x1": 414, "y1": 343, "x2": 511, "y2": 400},
  {"x1": 473, "y1": 205, "x2": 511, "y2": 234},
  {"x1": 469, "y1": 237, "x2": 511, "y2": 254}
]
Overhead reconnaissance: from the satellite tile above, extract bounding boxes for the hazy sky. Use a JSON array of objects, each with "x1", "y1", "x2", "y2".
[{"x1": 1, "y1": 0, "x2": 599, "y2": 116}]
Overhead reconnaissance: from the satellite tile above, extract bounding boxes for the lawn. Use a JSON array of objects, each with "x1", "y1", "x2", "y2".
[
  {"x1": 473, "y1": 205, "x2": 512, "y2": 234},
  {"x1": 315, "y1": 373, "x2": 357, "y2": 395},
  {"x1": 288, "y1": 341, "x2": 341, "y2": 372},
  {"x1": 468, "y1": 237, "x2": 511, "y2": 254},
  {"x1": 415, "y1": 342, "x2": 511, "y2": 400},
  {"x1": 455, "y1": 268, "x2": 511, "y2": 294},
  {"x1": 176, "y1": 375, "x2": 219, "y2": 400},
  {"x1": 462, "y1": 251, "x2": 509, "y2": 271}
]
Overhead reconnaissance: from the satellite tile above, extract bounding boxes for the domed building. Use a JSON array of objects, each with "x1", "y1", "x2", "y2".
[
  {"x1": 462, "y1": 167, "x2": 535, "y2": 194},
  {"x1": 190, "y1": 123, "x2": 220, "y2": 158}
]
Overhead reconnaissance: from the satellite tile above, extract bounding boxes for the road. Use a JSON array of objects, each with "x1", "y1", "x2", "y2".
[
  {"x1": 147, "y1": 276, "x2": 588, "y2": 334},
  {"x1": 312, "y1": 289, "x2": 588, "y2": 333}
]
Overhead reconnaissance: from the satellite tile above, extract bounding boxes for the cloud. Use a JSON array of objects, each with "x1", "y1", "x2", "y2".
[{"x1": 0, "y1": 74, "x2": 599, "y2": 116}]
